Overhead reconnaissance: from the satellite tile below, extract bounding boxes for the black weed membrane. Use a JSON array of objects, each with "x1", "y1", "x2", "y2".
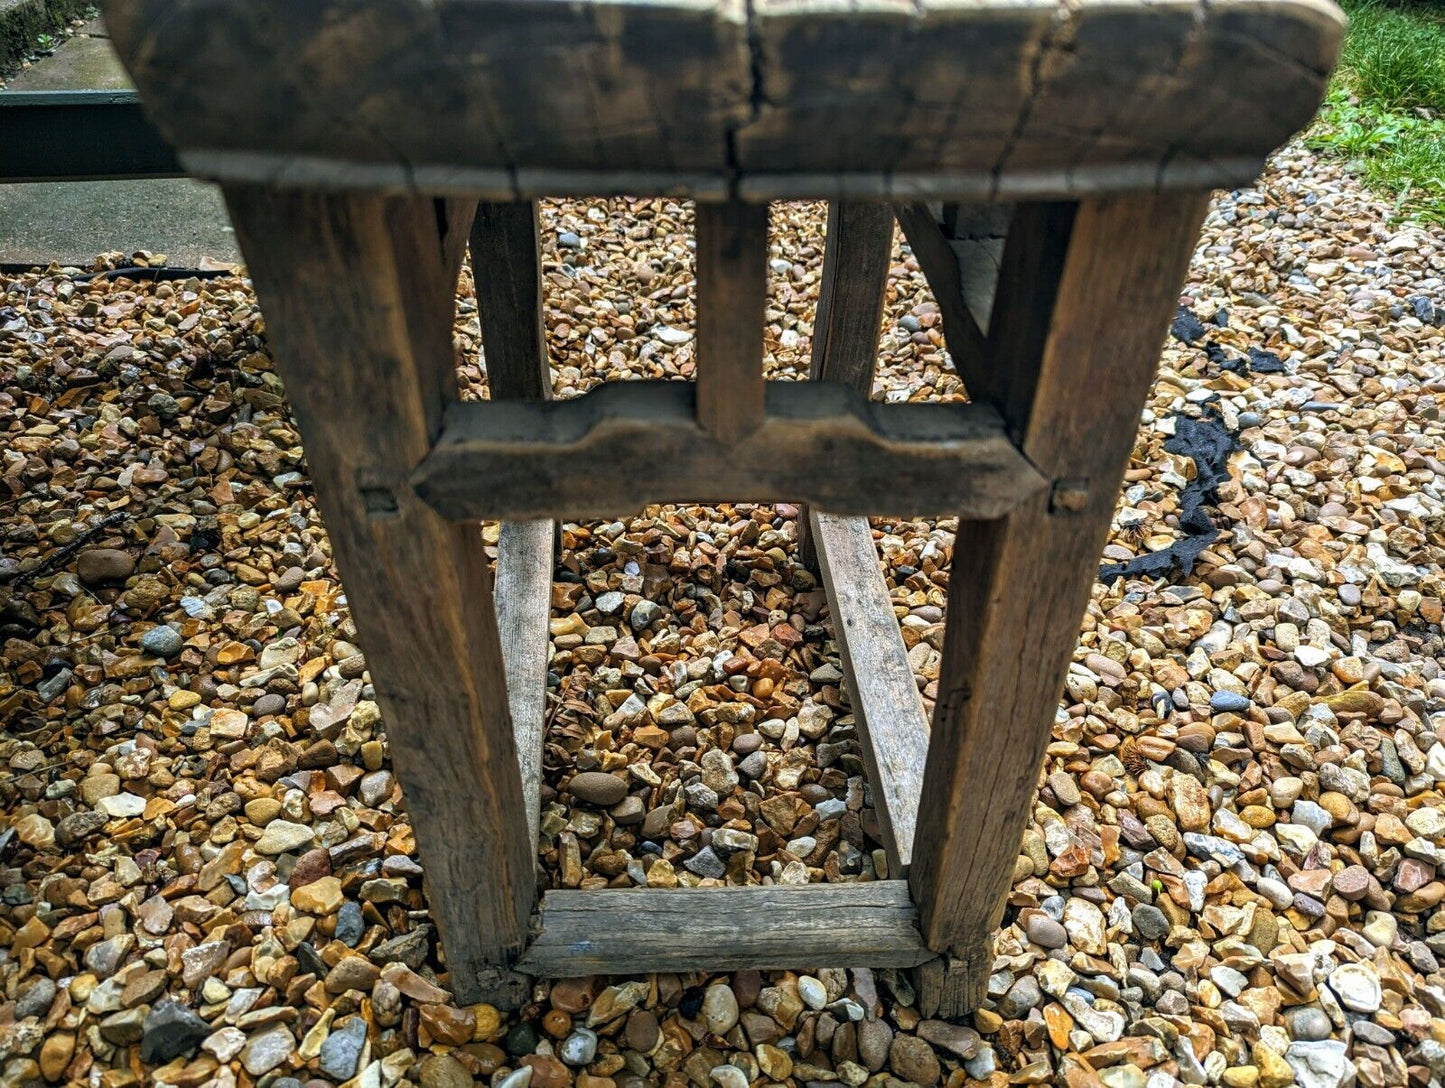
[{"x1": 1098, "y1": 401, "x2": 1239, "y2": 583}]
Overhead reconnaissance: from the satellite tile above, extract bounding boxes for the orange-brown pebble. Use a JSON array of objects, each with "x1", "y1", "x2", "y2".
[
  {"x1": 419, "y1": 1004, "x2": 476, "y2": 1047},
  {"x1": 543, "y1": 1009, "x2": 573, "y2": 1038},
  {"x1": 523, "y1": 1053, "x2": 573, "y2": 1088},
  {"x1": 550, "y1": 976, "x2": 600, "y2": 1014},
  {"x1": 468, "y1": 1042, "x2": 506, "y2": 1075}
]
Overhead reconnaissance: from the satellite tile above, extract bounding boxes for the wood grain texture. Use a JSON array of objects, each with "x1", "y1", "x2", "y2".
[
  {"x1": 470, "y1": 200, "x2": 554, "y2": 852},
  {"x1": 517, "y1": 882, "x2": 935, "y2": 975},
  {"x1": 412, "y1": 381, "x2": 1047, "y2": 521},
  {"x1": 797, "y1": 201, "x2": 893, "y2": 569},
  {"x1": 105, "y1": 0, "x2": 1341, "y2": 200},
  {"x1": 472, "y1": 201, "x2": 551, "y2": 402},
  {"x1": 695, "y1": 201, "x2": 769, "y2": 438},
  {"x1": 810, "y1": 202, "x2": 893, "y2": 393},
  {"x1": 496, "y1": 520, "x2": 552, "y2": 849},
  {"x1": 810, "y1": 512, "x2": 929, "y2": 877},
  {"x1": 908, "y1": 193, "x2": 1210, "y2": 1013},
  {"x1": 220, "y1": 188, "x2": 535, "y2": 1004},
  {"x1": 912, "y1": 956, "x2": 974, "y2": 1020}
]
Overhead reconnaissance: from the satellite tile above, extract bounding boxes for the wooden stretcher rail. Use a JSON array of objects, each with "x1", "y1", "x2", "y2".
[
  {"x1": 809, "y1": 512, "x2": 929, "y2": 877},
  {"x1": 412, "y1": 381, "x2": 1047, "y2": 521},
  {"x1": 517, "y1": 882, "x2": 935, "y2": 976},
  {"x1": 495, "y1": 520, "x2": 554, "y2": 848}
]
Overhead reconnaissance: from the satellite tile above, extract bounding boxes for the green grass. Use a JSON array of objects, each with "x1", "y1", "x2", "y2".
[{"x1": 1306, "y1": 0, "x2": 1445, "y2": 224}]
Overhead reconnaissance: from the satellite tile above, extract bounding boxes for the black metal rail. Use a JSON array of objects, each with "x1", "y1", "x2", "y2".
[{"x1": 0, "y1": 90, "x2": 182, "y2": 182}]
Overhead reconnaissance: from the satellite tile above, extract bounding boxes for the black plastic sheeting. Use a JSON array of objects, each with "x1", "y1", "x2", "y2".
[
  {"x1": 1099, "y1": 402, "x2": 1239, "y2": 583},
  {"x1": 1202, "y1": 340, "x2": 1284, "y2": 376},
  {"x1": 1172, "y1": 305, "x2": 1284, "y2": 375},
  {"x1": 1170, "y1": 306, "x2": 1207, "y2": 345}
]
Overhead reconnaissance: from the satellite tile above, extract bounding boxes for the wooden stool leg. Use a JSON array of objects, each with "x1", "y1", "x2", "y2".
[
  {"x1": 908, "y1": 193, "x2": 1209, "y2": 1015},
  {"x1": 797, "y1": 201, "x2": 893, "y2": 570},
  {"x1": 439, "y1": 198, "x2": 479, "y2": 283},
  {"x1": 471, "y1": 199, "x2": 555, "y2": 849},
  {"x1": 471, "y1": 200, "x2": 551, "y2": 401},
  {"x1": 223, "y1": 187, "x2": 535, "y2": 1006},
  {"x1": 695, "y1": 200, "x2": 769, "y2": 438}
]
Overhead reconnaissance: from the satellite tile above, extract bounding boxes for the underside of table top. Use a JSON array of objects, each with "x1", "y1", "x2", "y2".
[{"x1": 104, "y1": 0, "x2": 1343, "y2": 201}]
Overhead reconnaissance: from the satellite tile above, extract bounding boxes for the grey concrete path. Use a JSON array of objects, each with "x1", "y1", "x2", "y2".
[{"x1": 1, "y1": 18, "x2": 239, "y2": 267}]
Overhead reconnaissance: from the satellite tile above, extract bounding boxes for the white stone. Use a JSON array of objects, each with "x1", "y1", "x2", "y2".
[
  {"x1": 96, "y1": 793, "x2": 147, "y2": 818},
  {"x1": 1285, "y1": 1040, "x2": 1356, "y2": 1088},
  {"x1": 1327, "y1": 963, "x2": 1381, "y2": 1013},
  {"x1": 496, "y1": 1068, "x2": 533, "y2": 1088},
  {"x1": 797, "y1": 975, "x2": 827, "y2": 1011},
  {"x1": 1036, "y1": 959, "x2": 1077, "y2": 1000},
  {"x1": 1256, "y1": 877, "x2": 1295, "y2": 909},
  {"x1": 254, "y1": 819, "x2": 316, "y2": 855},
  {"x1": 1062, "y1": 897, "x2": 1107, "y2": 955},
  {"x1": 1366, "y1": 542, "x2": 1423, "y2": 587},
  {"x1": 204, "y1": 1027, "x2": 247, "y2": 1063},
  {"x1": 1276, "y1": 822, "x2": 1318, "y2": 854},
  {"x1": 1210, "y1": 965, "x2": 1249, "y2": 997},
  {"x1": 1292, "y1": 800, "x2": 1333, "y2": 836},
  {"x1": 1407, "y1": 807, "x2": 1445, "y2": 839},
  {"x1": 1062, "y1": 994, "x2": 1125, "y2": 1044},
  {"x1": 1362, "y1": 910, "x2": 1398, "y2": 948},
  {"x1": 559, "y1": 1028, "x2": 598, "y2": 1066}
]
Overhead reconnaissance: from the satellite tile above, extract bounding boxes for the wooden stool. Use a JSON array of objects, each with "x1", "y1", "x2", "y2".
[{"x1": 104, "y1": 0, "x2": 1342, "y2": 1014}]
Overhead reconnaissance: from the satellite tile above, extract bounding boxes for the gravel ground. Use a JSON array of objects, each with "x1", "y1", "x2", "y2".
[{"x1": 2, "y1": 143, "x2": 1445, "y2": 1088}]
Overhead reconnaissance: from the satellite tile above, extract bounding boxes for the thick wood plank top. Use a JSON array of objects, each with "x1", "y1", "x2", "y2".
[
  {"x1": 105, "y1": 0, "x2": 1342, "y2": 199},
  {"x1": 517, "y1": 882, "x2": 934, "y2": 975}
]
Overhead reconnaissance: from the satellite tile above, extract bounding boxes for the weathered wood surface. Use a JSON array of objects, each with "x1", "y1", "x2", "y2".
[
  {"x1": 472, "y1": 201, "x2": 551, "y2": 402},
  {"x1": 809, "y1": 203, "x2": 893, "y2": 393},
  {"x1": 471, "y1": 200, "x2": 556, "y2": 851},
  {"x1": 517, "y1": 882, "x2": 934, "y2": 975},
  {"x1": 106, "y1": 0, "x2": 1341, "y2": 200},
  {"x1": 695, "y1": 201, "x2": 768, "y2": 438},
  {"x1": 810, "y1": 512, "x2": 929, "y2": 877},
  {"x1": 412, "y1": 381, "x2": 1047, "y2": 521},
  {"x1": 495, "y1": 520, "x2": 552, "y2": 849},
  {"x1": 796, "y1": 201, "x2": 893, "y2": 569},
  {"x1": 907, "y1": 193, "x2": 1210, "y2": 1013},
  {"x1": 912, "y1": 956, "x2": 975, "y2": 1020},
  {"x1": 221, "y1": 188, "x2": 535, "y2": 1004}
]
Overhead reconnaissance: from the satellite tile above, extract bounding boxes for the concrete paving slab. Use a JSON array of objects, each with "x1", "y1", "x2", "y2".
[
  {"x1": 7, "y1": 28, "x2": 129, "y2": 89},
  {"x1": 0, "y1": 19, "x2": 239, "y2": 267},
  {"x1": 0, "y1": 179, "x2": 239, "y2": 267}
]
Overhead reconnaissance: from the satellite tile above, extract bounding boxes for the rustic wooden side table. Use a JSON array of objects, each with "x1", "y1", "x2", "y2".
[{"x1": 104, "y1": 0, "x2": 1342, "y2": 1014}]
